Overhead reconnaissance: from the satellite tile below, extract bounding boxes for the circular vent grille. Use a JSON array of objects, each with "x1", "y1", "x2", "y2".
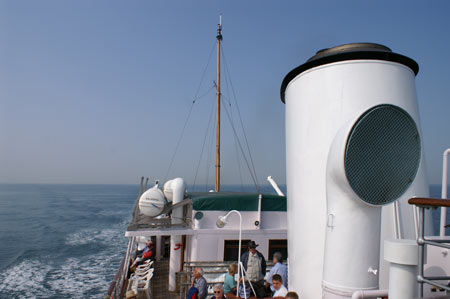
[{"x1": 345, "y1": 104, "x2": 421, "y2": 205}]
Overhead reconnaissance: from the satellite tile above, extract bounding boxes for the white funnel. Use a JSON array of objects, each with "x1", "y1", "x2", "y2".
[{"x1": 281, "y1": 43, "x2": 429, "y2": 298}]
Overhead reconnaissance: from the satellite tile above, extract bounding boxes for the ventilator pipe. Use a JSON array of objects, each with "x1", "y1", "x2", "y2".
[
  {"x1": 256, "y1": 193, "x2": 262, "y2": 228},
  {"x1": 168, "y1": 178, "x2": 186, "y2": 292},
  {"x1": 323, "y1": 115, "x2": 381, "y2": 298},
  {"x1": 351, "y1": 289, "x2": 388, "y2": 299},
  {"x1": 267, "y1": 176, "x2": 285, "y2": 196},
  {"x1": 384, "y1": 239, "x2": 418, "y2": 299}
]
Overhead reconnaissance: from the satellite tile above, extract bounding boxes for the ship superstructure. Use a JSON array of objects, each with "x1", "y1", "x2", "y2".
[{"x1": 106, "y1": 25, "x2": 450, "y2": 299}]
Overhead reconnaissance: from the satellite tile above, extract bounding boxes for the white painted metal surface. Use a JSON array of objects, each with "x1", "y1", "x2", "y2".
[
  {"x1": 267, "y1": 176, "x2": 285, "y2": 196},
  {"x1": 167, "y1": 178, "x2": 186, "y2": 292},
  {"x1": 284, "y1": 59, "x2": 430, "y2": 298},
  {"x1": 423, "y1": 236, "x2": 450, "y2": 297},
  {"x1": 351, "y1": 289, "x2": 388, "y2": 299},
  {"x1": 193, "y1": 210, "x2": 287, "y2": 230},
  {"x1": 384, "y1": 239, "x2": 418, "y2": 299},
  {"x1": 188, "y1": 229, "x2": 286, "y2": 262},
  {"x1": 393, "y1": 201, "x2": 402, "y2": 239},
  {"x1": 323, "y1": 120, "x2": 381, "y2": 298},
  {"x1": 440, "y1": 148, "x2": 450, "y2": 237}
]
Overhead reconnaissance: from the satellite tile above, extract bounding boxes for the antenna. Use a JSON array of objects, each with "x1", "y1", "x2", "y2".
[{"x1": 219, "y1": 14, "x2": 222, "y2": 26}]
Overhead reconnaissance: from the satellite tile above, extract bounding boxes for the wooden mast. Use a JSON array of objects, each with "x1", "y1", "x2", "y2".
[{"x1": 215, "y1": 17, "x2": 222, "y2": 192}]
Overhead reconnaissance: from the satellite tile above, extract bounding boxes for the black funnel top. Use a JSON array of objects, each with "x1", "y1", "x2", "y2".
[{"x1": 280, "y1": 43, "x2": 419, "y2": 103}]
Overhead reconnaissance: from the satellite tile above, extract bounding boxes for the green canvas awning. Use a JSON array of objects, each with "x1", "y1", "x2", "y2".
[{"x1": 189, "y1": 192, "x2": 286, "y2": 212}]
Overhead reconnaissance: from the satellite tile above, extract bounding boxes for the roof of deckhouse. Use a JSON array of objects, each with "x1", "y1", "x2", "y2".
[{"x1": 190, "y1": 192, "x2": 286, "y2": 212}]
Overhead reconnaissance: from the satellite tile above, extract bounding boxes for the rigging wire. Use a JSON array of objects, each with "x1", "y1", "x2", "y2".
[
  {"x1": 222, "y1": 69, "x2": 245, "y2": 192},
  {"x1": 192, "y1": 89, "x2": 216, "y2": 191},
  {"x1": 163, "y1": 102, "x2": 195, "y2": 183},
  {"x1": 221, "y1": 44, "x2": 261, "y2": 193},
  {"x1": 194, "y1": 86, "x2": 216, "y2": 103},
  {"x1": 163, "y1": 41, "x2": 217, "y2": 182},
  {"x1": 221, "y1": 96, "x2": 260, "y2": 192}
]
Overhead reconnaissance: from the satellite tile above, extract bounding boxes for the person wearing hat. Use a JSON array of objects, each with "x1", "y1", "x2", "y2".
[{"x1": 240, "y1": 240, "x2": 267, "y2": 298}]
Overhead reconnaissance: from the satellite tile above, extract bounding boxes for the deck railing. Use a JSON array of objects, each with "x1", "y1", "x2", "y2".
[
  {"x1": 105, "y1": 255, "x2": 126, "y2": 299},
  {"x1": 408, "y1": 197, "x2": 450, "y2": 297},
  {"x1": 179, "y1": 260, "x2": 278, "y2": 299}
]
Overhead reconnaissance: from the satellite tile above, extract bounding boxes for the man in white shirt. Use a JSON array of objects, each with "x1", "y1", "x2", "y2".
[
  {"x1": 265, "y1": 251, "x2": 288, "y2": 292},
  {"x1": 272, "y1": 274, "x2": 288, "y2": 297}
]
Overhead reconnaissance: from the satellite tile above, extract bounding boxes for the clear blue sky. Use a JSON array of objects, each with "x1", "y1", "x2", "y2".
[{"x1": 0, "y1": 1, "x2": 449, "y2": 186}]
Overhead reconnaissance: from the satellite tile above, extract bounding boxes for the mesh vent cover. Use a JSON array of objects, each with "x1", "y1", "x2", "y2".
[{"x1": 345, "y1": 104, "x2": 421, "y2": 205}]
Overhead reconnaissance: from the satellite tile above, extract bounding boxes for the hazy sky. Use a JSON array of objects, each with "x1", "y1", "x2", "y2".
[{"x1": 0, "y1": 1, "x2": 449, "y2": 186}]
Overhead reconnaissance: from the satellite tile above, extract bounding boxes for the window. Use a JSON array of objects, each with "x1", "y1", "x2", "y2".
[
  {"x1": 268, "y1": 239, "x2": 288, "y2": 261},
  {"x1": 224, "y1": 240, "x2": 251, "y2": 261}
]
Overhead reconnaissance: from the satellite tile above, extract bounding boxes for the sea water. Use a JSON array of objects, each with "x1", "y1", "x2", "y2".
[
  {"x1": 0, "y1": 184, "x2": 135, "y2": 298},
  {"x1": 0, "y1": 183, "x2": 447, "y2": 298}
]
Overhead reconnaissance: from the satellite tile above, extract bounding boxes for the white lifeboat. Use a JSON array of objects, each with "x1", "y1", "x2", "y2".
[{"x1": 138, "y1": 183, "x2": 166, "y2": 217}]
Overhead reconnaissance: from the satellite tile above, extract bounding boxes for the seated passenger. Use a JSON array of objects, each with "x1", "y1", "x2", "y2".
[
  {"x1": 211, "y1": 284, "x2": 226, "y2": 299},
  {"x1": 142, "y1": 239, "x2": 153, "y2": 256},
  {"x1": 131, "y1": 239, "x2": 153, "y2": 270},
  {"x1": 272, "y1": 274, "x2": 288, "y2": 297},
  {"x1": 285, "y1": 291, "x2": 299, "y2": 299},
  {"x1": 265, "y1": 252, "x2": 288, "y2": 292},
  {"x1": 224, "y1": 264, "x2": 237, "y2": 295},
  {"x1": 191, "y1": 267, "x2": 208, "y2": 299},
  {"x1": 237, "y1": 277, "x2": 252, "y2": 298}
]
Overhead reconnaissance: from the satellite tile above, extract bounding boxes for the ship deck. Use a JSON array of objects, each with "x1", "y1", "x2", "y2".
[{"x1": 151, "y1": 260, "x2": 178, "y2": 299}]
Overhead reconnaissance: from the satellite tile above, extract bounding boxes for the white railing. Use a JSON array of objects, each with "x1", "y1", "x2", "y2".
[{"x1": 440, "y1": 148, "x2": 450, "y2": 237}]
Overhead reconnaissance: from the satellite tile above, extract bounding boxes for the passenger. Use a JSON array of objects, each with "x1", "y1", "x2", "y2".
[
  {"x1": 237, "y1": 277, "x2": 252, "y2": 298},
  {"x1": 285, "y1": 291, "x2": 299, "y2": 299},
  {"x1": 142, "y1": 239, "x2": 153, "y2": 255},
  {"x1": 224, "y1": 263, "x2": 237, "y2": 295},
  {"x1": 191, "y1": 267, "x2": 208, "y2": 299},
  {"x1": 130, "y1": 239, "x2": 153, "y2": 270},
  {"x1": 211, "y1": 284, "x2": 226, "y2": 299},
  {"x1": 265, "y1": 252, "x2": 288, "y2": 292},
  {"x1": 271, "y1": 274, "x2": 288, "y2": 297},
  {"x1": 240, "y1": 241, "x2": 266, "y2": 298}
]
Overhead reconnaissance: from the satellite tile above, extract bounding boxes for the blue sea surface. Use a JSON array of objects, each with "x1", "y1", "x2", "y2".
[
  {"x1": 0, "y1": 183, "x2": 447, "y2": 298},
  {"x1": 0, "y1": 184, "x2": 136, "y2": 298}
]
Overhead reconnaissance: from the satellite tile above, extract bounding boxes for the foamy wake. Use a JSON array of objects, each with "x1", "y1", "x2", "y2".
[
  {"x1": 0, "y1": 227, "x2": 127, "y2": 298},
  {"x1": 65, "y1": 228, "x2": 122, "y2": 246},
  {"x1": 0, "y1": 260, "x2": 52, "y2": 298}
]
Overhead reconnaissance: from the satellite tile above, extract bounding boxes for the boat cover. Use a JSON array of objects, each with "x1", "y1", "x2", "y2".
[{"x1": 189, "y1": 192, "x2": 286, "y2": 212}]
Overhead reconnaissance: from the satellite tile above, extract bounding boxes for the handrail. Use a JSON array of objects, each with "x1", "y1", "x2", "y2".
[
  {"x1": 408, "y1": 197, "x2": 450, "y2": 297},
  {"x1": 408, "y1": 197, "x2": 450, "y2": 208},
  {"x1": 106, "y1": 255, "x2": 126, "y2": 299},
  {"x1": 106, "y1": 179, "x2": 143, "y2": 299}
]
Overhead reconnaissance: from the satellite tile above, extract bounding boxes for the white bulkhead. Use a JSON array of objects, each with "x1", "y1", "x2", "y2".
[{"x1": 281, "y1": 43, "x2": 432, "y2": 298}]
